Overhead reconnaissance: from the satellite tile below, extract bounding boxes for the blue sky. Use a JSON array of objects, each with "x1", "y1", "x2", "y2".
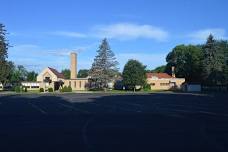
[{"x1": 1, "y1": 0, "x2": 228, "y2": 72}]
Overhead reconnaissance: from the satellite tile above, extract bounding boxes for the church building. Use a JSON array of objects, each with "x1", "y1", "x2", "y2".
[{"x1": 23, "y1": 53, "x2": 89, "y2": 91}]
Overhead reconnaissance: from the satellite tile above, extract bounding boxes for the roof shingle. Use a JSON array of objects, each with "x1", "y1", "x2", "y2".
[
  {"x1": 146, "y1": 73, "x2": 172, "y2": 79},
  {"x1": 48, "y1": 67, "x2": 65, "y2": 79}
]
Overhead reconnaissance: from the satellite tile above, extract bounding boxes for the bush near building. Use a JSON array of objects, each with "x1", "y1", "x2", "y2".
[
  {"x1": 14, "y1": 86, "x2": 27, "y2": 93},
  {"x1": 60, "y1": 86, "x2": 72, "y2": 92},
  {"x1": 39, "y1": 88, "x2": 44, "y2": 92},
  {"x1": 14, "y1": 86, "x2": 21, "y2": 93},
  {"x1": 143, "y1": 84, "x2": 151, "y2": 91},
  {"x1": 48, "y1": 88, "x2": 54, "y2": 92}
]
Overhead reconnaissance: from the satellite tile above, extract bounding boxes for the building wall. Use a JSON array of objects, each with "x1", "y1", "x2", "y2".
[
  {"x1": 21, "y1": 82, "x2": 40, "y2": 91},
  {"x1": 64, "y1": 79, "x2": 89, "y2": 91},
  {"x1": 170, "y1": 78, "x2": 186, "y2": 89},
  {"x1": 37, "y1": 68, "x2": 58, "y2": 82},
  {"x1": 147, "y1": 78, "x2": 185, "y2": 90},
  {"x1": 39, "y1": 82, "x2": 55, "y2": 91}
]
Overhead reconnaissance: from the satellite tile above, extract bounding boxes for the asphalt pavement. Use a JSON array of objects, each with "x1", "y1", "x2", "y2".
[{"x1": 0, "y1": 93, "x2": 228, "y2": 152}]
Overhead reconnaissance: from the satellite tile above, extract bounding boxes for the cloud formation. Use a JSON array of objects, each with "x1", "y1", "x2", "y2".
[
  {"x1": 93, "y1": 23, "x2": 169, "y2": 41},
  {"x1": 50, "y1": 23, "x2": 169, "y2": 41},
  {"x1": 51, "y1": 31, "x2": 87, "y2": 38}
]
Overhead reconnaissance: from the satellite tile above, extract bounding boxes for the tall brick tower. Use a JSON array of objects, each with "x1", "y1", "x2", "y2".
[
  {"x1": 172, "y1": 66, "x2": 176, "y2": 78},
  {"x1": 70, "y1": 52, "x2": 77, "y2": 79}
]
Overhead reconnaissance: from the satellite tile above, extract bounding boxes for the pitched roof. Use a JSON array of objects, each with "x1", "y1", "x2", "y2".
[
  {"x1": 48, "y1": 67, "x2": 65, "y2": 79},
  {"x1": 146, "y1": 73, "x2": 172, "y2": 79}
]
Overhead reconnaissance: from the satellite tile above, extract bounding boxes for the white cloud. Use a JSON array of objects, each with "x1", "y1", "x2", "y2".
[
  {"x1": 188, "y1": 28, "x2": 227, "y2": 43},
  {"x1": 33, "y1": 23, "x2": 169, "y2": 41},
  {"x1": 93, "y1": 23, "x2": 169, "y2": 41},
  {"x1": 51, "y1": 31, "x2": 87, "y2": 38}
]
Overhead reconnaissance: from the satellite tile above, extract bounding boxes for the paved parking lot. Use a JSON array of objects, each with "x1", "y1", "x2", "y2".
[{"x1": 0, "y1": 93, "x2": 228, "y2": 152}]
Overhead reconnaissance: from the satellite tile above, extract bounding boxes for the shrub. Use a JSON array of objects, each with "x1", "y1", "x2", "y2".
[
  {"x1": 48, "y1": 88, "x2": 54, "y2": 92},
  {"x1": 60, "y1": 86, "x2": 67, "y2": 92},
  {"x1": 67, "y1": 86, "x2": 72, "y2": 92},
  {"x1": 40, "y1": 88, "x2": 44, "y2": 92},
  {"x1": 60, "y1": 86, "x2": 72, "y2": 92},
  {"x1": 15, "y1": 86, "x2": 21, "y2": 93},
  {"x1": 143, "y1": 84, "x2": 151, "y2": 91}
]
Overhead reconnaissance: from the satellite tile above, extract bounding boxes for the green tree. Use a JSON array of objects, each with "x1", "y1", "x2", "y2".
[
  {"x1": 61, "y1": 69, "x2": 70, "y2": 79},
  {"x1": 224, "y1": 42, "x2": 228, "y2": 85},
  {"x1": 89, "y1": 38, "x2": 119, "y2": 89},
  {"x1": 78, "y1": 69, "x2": 89, "y2": 78},
  {"x1": 166, "y1": 45, "x2": 203, "y2": 83},
  {"x1": 0, "y1": 61, "x2": 14, "y2": 85},
  {"x1": 151, "y1": 65, "x2": 166, "y2": 73},
  {"x1": 0, "y1": 23, "x2": 11, "y2": 85},
  {"x1": 10, "y1": 65, "x2": 28, "y2": 84},
  {"x1": 122, "y1": 60, "x2": 146, "y2": 91},
  {"x1": 0, "y1": 24, "x2": 8, "y2": 61},
  {"x1": 0, "y1": 24, "x2": 18, "y2": 86},
  {"x1": 202, "y1": 35, "x2": 225, "y2": 85},
  {"x1": 27, "y1": 71, "x2": 38, "y2": 81},
  {"x1": 216, "y1": 40, "x2": 228, "y2": 85}
]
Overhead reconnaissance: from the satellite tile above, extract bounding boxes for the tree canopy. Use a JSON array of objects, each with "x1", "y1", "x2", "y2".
[
  {"x1": 61, "y1": 69, "x2": 71, "y2": 79},
  {"x1": 123, "y1": 59, "x2": 146, "y2": 91},
  {"x1": 165, "y1": 35, "x2": 228, "y2": 86},
  {"x1": 78, "y1": 69, "x2": 89, "y2": 78},
  {"x1": 27, "y1": 71, "x2": 38, "y2": 82},
  {"x1": 166, "y1": 45, "x2": 203, "y2": 83},
  {"x1": 150, "y1": 65, "x2": 167, "y2": 73},
  {"x1": 10, "y1": 65, "x2": 28, "y2": 84}
]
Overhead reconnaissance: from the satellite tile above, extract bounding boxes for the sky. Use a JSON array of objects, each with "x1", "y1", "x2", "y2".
[{"x1": 0, "y1": 0, "x2": 228, "y2": 72}]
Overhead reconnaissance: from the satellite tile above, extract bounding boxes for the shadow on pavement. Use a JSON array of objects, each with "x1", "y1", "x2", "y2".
[{"x1": 0, "y1": 93, "x2": 228, "y2": 152}]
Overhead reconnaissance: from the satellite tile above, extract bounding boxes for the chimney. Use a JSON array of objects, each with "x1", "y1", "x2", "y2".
[
  {"x1": 172, "y1": 66, "x2": 176, "y2": 78},
  {"x1": 70, "y1": 52, "x2": 77, "y2": 79}
]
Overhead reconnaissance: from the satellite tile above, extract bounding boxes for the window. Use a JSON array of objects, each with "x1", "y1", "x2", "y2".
[
  {"x1": 74, "y1": 81, "x2": 77, "y2": 88},
  {"x1": 160, "y1": 83, "x2": 170, "y2": 86},
  {"x1": 31, "y1": 86, "x2": 39, "y2": 88},
  {"x1": 151, "y1": 83, "x2": 156, "y2": 86},
  {"x1": 69, "y1": 81, "x2": 71, "y2": 87}
]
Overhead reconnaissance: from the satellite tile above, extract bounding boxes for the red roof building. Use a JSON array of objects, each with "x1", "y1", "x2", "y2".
[{"x1": 146, "y1": 73, "x2": 173, "y2": 79}]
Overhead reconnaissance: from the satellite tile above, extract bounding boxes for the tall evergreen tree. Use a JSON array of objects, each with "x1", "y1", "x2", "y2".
[
  {"x1": 217, "y1": 40, "x2": 228, "y2": 85},
  {"x1": 89, "y1": 39, "x2": 119, "y2": 89},
  {"x1": 202, "y1": 35, "x2": 225, "y2": 85},
  {"x1": 0, "y1": 23, "x2": 10, "y2": 85},
  {"x1": 0, "y1": 24, "x2": 8, "y2": 61},
  {"x1": 225, "y1": 43, "x2": 228, "y2": 85}
]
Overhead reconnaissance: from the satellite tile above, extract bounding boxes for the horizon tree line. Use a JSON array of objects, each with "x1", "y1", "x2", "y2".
[{"x1": 1, "y1": 22, "x2": 228, "y2": 91}]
